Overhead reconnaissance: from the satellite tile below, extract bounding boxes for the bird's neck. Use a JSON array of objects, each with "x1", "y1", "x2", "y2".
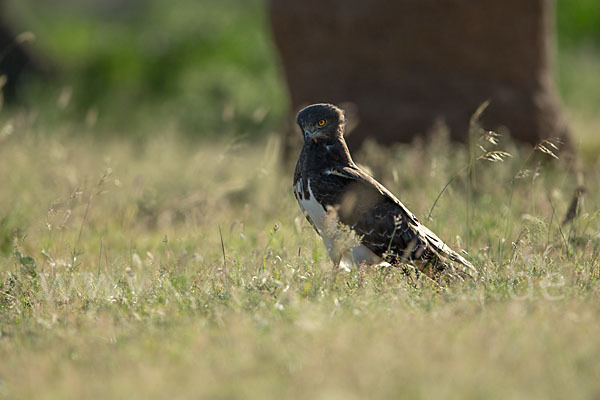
[{"x1": 299, "y1": 135, "x2": 355, "y2": 175}]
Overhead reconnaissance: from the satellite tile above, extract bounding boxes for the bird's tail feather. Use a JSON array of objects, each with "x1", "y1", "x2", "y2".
[{"x1": 448, "y1": 251, "x2": 477, "y2": 276}]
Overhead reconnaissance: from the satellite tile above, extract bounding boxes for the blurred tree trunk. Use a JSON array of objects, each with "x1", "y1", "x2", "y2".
[
  {"x1": 270, "y1": 0, "x2": 571, "y2": 153},
  {"x1": 0, "y1": 1, "x2": 46, "y2": 104}
]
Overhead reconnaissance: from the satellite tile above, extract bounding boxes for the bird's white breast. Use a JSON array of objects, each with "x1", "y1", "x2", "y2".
[
  {"x1": 295, "y1": 178, "x2": 382, "y2": 269},
  {"x1": 296, "y1": 178, "x2": 328, "y2": 234}
]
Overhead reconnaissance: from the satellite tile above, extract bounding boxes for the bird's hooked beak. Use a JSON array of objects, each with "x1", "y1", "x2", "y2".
[
  {"x1": 303, "y1": 129, "x2": 312, "y2": 141},
  {"x1": 303, "y1": 128, "x2": 322, "y2": 143}
]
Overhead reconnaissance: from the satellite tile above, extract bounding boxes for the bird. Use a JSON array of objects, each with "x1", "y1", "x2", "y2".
[{"x1": 293, "y1": 103, "x2": 477, "y2": 282}]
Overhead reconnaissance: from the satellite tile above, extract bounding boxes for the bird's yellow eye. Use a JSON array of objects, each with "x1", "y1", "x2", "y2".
[{"x1": 318, "y1": 119, "x2": 326, "y2": 127}]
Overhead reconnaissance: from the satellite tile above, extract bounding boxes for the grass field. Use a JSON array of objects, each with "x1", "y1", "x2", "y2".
[
  {"x1": 1, "y1": 2, "x2": 600, "y2": 398},
  {"x1": 1, "y1": 104, "x2": 599, "y2": 398}
]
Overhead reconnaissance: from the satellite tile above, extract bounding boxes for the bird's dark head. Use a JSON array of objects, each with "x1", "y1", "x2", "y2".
[{"x1": 296, "y1": 103, "x2": 345, "y2": 143}]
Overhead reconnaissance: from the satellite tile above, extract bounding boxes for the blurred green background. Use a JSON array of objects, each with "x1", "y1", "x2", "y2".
[
  {"x1": 1, "y1": 0, "x2": 600, "y2": 138},
  {"x1": 2, "y1": 0, "x2": 287, "y2": 137}
]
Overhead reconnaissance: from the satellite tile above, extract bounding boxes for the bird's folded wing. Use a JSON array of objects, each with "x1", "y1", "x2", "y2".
[
  {"x1": 328, "y1": 166, "x2": 421, "y2": 224},
  {"x1": 326, "y1": 166, "x2": 433, "y2": 260},
  {"x1": 327, "y1": 166, "x2": 476, "y2": 274}
]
